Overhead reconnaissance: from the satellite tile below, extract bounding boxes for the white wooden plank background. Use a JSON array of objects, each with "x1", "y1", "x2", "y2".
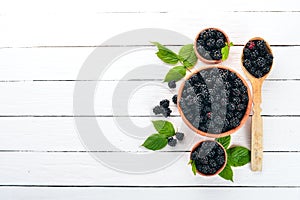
[{"x1": 0, "y1": 0, "x2": 300, "y2": 199}]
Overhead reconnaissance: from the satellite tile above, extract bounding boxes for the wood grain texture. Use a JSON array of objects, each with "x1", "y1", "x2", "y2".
[
  {"x1": 0, "y1": 12, "x2": 300, "y2": 47},
  {"x1": 0, "y1": 152, "x2": 300, "y2": 186},
  {"x1": 0, "y1": 187, "x2": 299, "y2": 200},
  {"x1": 0, "y1": 81, "x2": 297, "y2": 115},
  {"x1": 0, "y1": 116, "x2": 299, "y2": 152},
  {"x1": 0, "y1": 46, "x2": 297, "y2": 80}
]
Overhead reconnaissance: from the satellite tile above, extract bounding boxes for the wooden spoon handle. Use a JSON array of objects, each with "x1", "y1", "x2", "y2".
[{"x1": 251, "y1": 82, "x2": 263, "y2": 171}]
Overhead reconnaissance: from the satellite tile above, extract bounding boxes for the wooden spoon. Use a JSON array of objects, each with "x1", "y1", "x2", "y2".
[{"x1": 241, "y1": 37, "x2": 273, "y2": 171}]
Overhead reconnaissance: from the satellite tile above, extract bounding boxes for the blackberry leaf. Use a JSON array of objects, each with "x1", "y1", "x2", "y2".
[
  {"x1": 142, "y1": 134, "x2": 168, "y2": 151},
  {"x1": 227, "y1": 146, "x2": 251, "y2": 167},
  {"x1": 152, "y1": 120, "x2": 175, "y2": 137},
  {"x1": 151, "y1": 42, "x2": 179, "y2": 64},
  {"x1": 178, "y1": 44, "x2": 197, "y2": 68},
  {"x1": 215, "y1": 135, "x2": 231, "y2": 149},
  {"x1": 164, "y1": 66, "x2": 186, "y2": 82},
  {"x1": 218, "y1": 163, "x2": 233, "y2": 182}
]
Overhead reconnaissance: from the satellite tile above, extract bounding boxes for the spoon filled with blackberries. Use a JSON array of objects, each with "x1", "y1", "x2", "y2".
[{"x1": 241, "y1": 37, "x2": 273, "y2": 171}]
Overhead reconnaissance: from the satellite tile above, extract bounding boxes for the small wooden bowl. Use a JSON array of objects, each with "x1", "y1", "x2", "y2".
[
  {"x1": 194, "y1": 28, "x2": 230, "y2": 64},
  {"x1": 178, "y1": 66, "x2": 252, "y2": 138},
  {"x1": 190, "y1": 140, "x2": 227, "y2": 176}
]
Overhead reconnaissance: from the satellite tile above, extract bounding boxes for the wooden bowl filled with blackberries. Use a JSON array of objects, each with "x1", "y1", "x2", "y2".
[
  {"x1": 178, "y1": 66, "x2": 252, "y2": 138},
  {"x1": 190, "y1": 140, "x2": 227, "y2": 176},
  {"x1": 194, "y1": 28, "x2": 230, "y2": 64}
]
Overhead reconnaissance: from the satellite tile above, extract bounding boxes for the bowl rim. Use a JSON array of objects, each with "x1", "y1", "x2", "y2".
[
  {"x1": 194, "y1": 27, "x2": 230, "y2": 64},
  {"x1": 241, "y1": 37, "x2": 273, "y2": 80},
  {"x1": 190, "y1": 140, "x2": 227, "y2": 176},
  {"x1": 177, "y1": 65, "x2": 253, "y2": 138}
]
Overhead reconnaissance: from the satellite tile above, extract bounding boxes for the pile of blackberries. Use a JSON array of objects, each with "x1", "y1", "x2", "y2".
[
  {"x1": 153, "y1": 95, "x2": 178, "y2": 117},
  {"x1": 179, "y1": 67, "x2": 249, "y2": 134},
  {"x1": 195, "y1": 28, "x2": 227, "y2": 61},
  {"x1": 191, "y1": 141, "x2": 226, "y2": 175},
  {"x1": 153, "y1": 99, "x2": 172, "y2": 117},
  {"x1": 242, "y1": 40, "x2": 273, "y2": 78}
]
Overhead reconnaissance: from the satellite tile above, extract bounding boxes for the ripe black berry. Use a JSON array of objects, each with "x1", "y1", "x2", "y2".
[
  {"x1": 168, "y1": 137, "x2": 177, "y2": 147},
  {"x1": 162, "y1": 107, "x2": 172, "y2": 118},
  {"x1": 168, "y1": 80, "x2": 176, "y2": 89},
  {"x1": 206, "y1": 38, "x2": 216, "y2": 50},
  {"x1": 175, "y1": 132, "x2": 184, "y2": 141},
  {"x1": 216, "y1": 39, "x2": 225, "y2": 48},
  {"x1": 153, "y1": 105, "x2": 163, "y2": 115},
  {"x1": 160, "y1": 99, "x2": 169, "y2": 108},
  {"x1": 172, "y1": 95, "x2": 177, "y2": 104}
]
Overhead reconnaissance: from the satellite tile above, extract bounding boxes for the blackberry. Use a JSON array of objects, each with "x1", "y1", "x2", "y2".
[
  {"x1": 215, "y1": 155, "x2": 225, "y2": 165},
  {"x1": 233, "y1": 97, "x2": 241, "y2": 104},
  {"x1": 237, "y1": 103, "x2": 246, "y2": 111},
  {"x1": 250, "y1": 50, "x2": 259, "y2": 60},
  {"x1": 216, "y1": 39, "x2": 225, "y2": 48},
  {"x1": 207, "y1": 29, "x2": 216, "y2": 38},
  {"x1": 256, "y1": 40, "x2": 266, "y2": 50},
  {"x1": 172, "y1": 95, "x2": 178, "y2": 104},
  {"x1": 197, "y1": 39, "x2": 205, "y2": 46},
  {"x1": 160, "y1": 99, "x2": 169, "y2": 108},
  {"x1": 168, "y1": 80, "x2": 176, "y2": 89},
  {"x1": 206, "y1": 38, "x2": 216, "y2": 50},
  {"x1": 196, "y1": 45, "x2": 206, "y2": 55},
  {"x1": 256, "y1": 57, "x2": 266, "y2": 67},
  {"x1": 216, "y1": 31, "x2": 225, "y2": 40},
  {"x1": 211, "y1": 49, "x2": 222, "y2": 60},
  {"x1": 265, "y1": 54, "x2": 273, "y2": 65},
  {"x1": 203, "y1": 51, "x2": 212, "y2": 60},
  {"x1": 199, "y1": 31, "x2": 209, "y2": 41},
  {"x1": 209, "y1": 159, "x2": 217, "y2": 168},
  {"x1": 230, "y1": 117, "x2": 240, "y2": 128},
  {"x1": 175, "y1": 132, "x2": 184, "y2": 141},
  {"x1": 168, "y1": 137, "x2": 177, "y2": 147},
  {"x1": 232, "y1": 88, "x2": 241, "y2": 96},
  {"x1": 227, "y1": 103, "x2": 236, "y2": 111},
  {"x1": 153, "y1": 105, "x2": 163, "y2": 115},
  {"x1": 199, "y1": 156, "x2": 209, "y2": 165},
  {"x1": 243, "y1": 48, "x2": 251, "y2": 59},
  {"x1": 162, "y1": 107, "x2": 172, "y2": 118}
]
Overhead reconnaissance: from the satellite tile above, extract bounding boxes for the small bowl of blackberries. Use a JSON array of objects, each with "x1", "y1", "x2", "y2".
[
  {"x1": 242, "y1": 37, "x2": 273, "y2": 78},
  {"x1": 194, "y1": 28, "x2": 230, "y2": 64},
  {"x1": 178, "y1": 66, "x2": 252, "y2": 138},
  {"x1": 190, "y1": 140, "x2": 227, "y2": 176}
]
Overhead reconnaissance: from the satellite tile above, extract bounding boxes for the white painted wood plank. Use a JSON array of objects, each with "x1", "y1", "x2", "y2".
[
  {"x1": 0, "y1": 0, "x2": 299, "y2": 13},
  {"x1": 0, "y1": 46, "x2": 296, "y2": 80},
  {"x1": 0, "y1": 152, "x2": 299, "y2": 186},
  {"x1": 0, "y1": 81, "x2": 297, "y2": 115},
  {"x1": 0, "y1": 12, "x2": 299, "y2": 46},
  {"x1": 0, "y1": 117, "x2": 298, "y2": 151},
  {"x1": 0, "y1": 187, "x2": 299, "y2": 200}
]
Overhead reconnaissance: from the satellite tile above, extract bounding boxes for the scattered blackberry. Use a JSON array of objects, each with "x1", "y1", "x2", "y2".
[
  {"x1": 242, "y1": 39, "x2": 273, "y2": 78},
  {"x1": 160, "y1": 99, "x2": 169, "y2": 108},
  {"x1": 162, "y1": 107, "x2": 172, "y2": 118},
  {"x1": 168, "y1": 137, "x2": 177, "y2": 147},
  {"x1": 175, "y1": 132, "x2": 184, "y2": 141},
  {"x1": 168, "y1": 80, "x2": 176, "y2": 89},
  {"x1": 153, "y1": 105, "x2": 163, "y2": 115},
  {"x1": 179, "y1": 67, "x2": 250, "y2": 134},
  {"x1": 172, "y1": 95, "x2": 178, "y2": 104},
  {"x1": 195, "y1": 28, "x2": 229, "y2": 61},
  {"x1": 190, "y1": 141, "x2": 226, "y2": 176}
]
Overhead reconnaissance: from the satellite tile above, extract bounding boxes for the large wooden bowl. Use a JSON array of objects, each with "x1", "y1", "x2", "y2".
[
  {"x1": 177, "y1": 66, "x2": 252, "y2": 138},
  {"x1": 194, "y1": 28, "x2": 230, "y2": 64}
]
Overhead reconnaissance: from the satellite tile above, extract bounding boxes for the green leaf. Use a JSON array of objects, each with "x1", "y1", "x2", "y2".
[
  {"x1": 152, "y1": 120, "x2": 175, "y2": 137},
  {"x1": 221, "y1": 42, "x2": 234, "y2": 61},
  {"x1": 188, "y1": 160, "x2": 197, "y2": 175},
  {"x1": 164, "y1": 66, "x2": 186, "y2": 82},
  {"x1": 227, "y1": 146, "x2": 251, "y2": 167},
  {"x1": 215, "y1": 135, "x2": 231, "y2": 149},
  {"x1": 151, "y1": 42, "x2": 179, "y2": 64},
  {"x1": 178, "y1": 44, "x2": 197, "y2": 68},
  {"x1": 142, "y1": 134, "x2": 168, "y2": 151},
  {"x1": 229, "y1": 42, "x2": 234, "y2": 47},
  {"x1": 218, "y1": 163, "x2": 233, "y2": 182}
]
